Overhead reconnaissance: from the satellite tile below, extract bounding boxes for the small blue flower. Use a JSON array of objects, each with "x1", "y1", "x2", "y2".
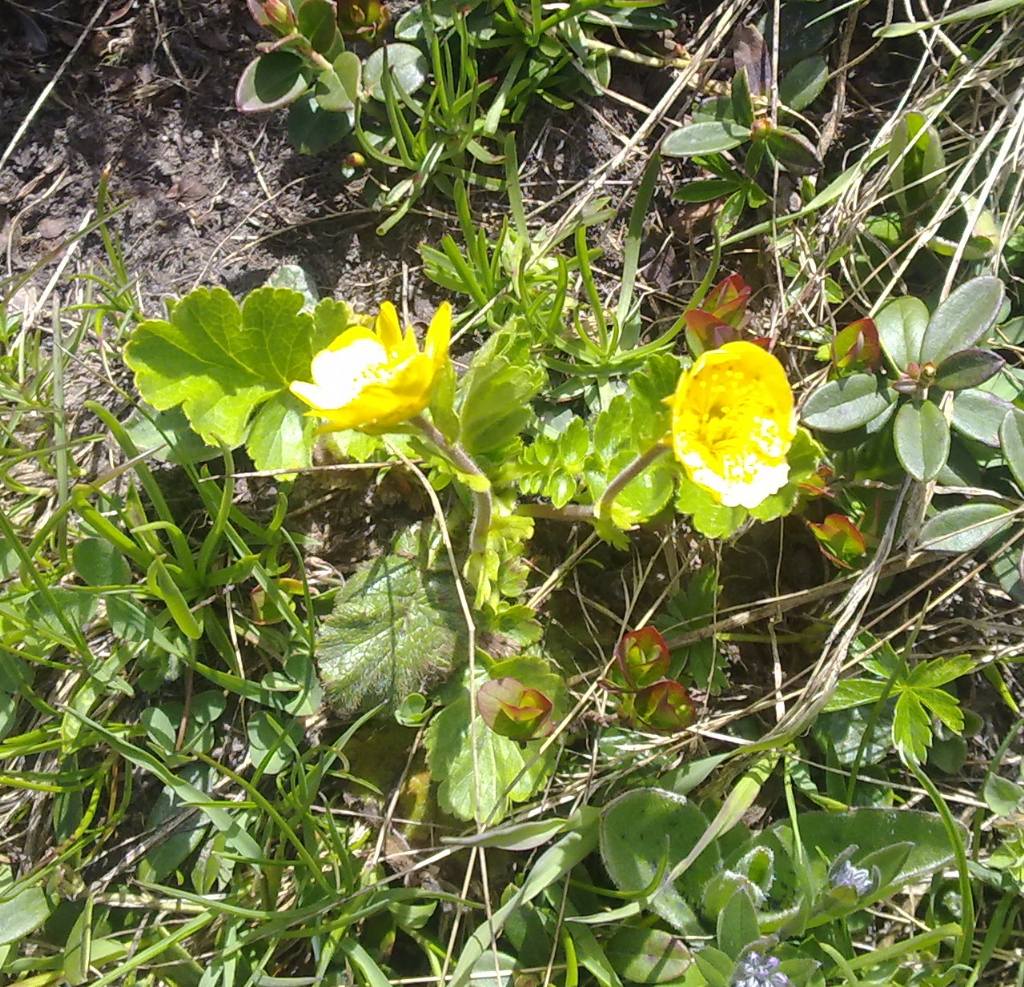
[
  {"x1": 830, "y1": 858, "x2": 873, "y2": 896},
  {"x1": 732, "y1": 951, "x2": 791, "y2": 987}
]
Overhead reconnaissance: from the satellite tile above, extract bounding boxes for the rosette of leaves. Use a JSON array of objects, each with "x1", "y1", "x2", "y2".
[
  {"x1": 803, "y1": 276, "x2": 1024, "y2": 557},
  {"x1": 665, "y1": 24, "x2": 826, "y2": 219},
  {"x1": 599, "y1": 788, "x2": 967, "y2": 938},
  {"x1": 803, "y1": 276, "x2": 1010, "y2": 483}
]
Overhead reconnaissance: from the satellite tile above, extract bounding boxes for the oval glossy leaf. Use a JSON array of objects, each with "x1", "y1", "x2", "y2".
[
  {"x1": 297, "y1": 0, "x2": 340, "y2": 54},
  {"x1": 893, "y1": 400, "x2": 950, "y2": 481},
  {"x1": 919, "y1": 503, "x2": 1013, "y2": 553},
  {"x1": 951, "y1": 389, "x2": 1013, "y2": 447},
  {"x1": 765, "y1": 126, "x2": 822, "y2": 175},
  {"x1": 606, "y1": 927, "x2": 692, "y2": 984},
  {"x1": 933, "y1": 348, "x2": 1005, "y2": 391},
  {"x1": 779, "y1": 55, "x2": 828, "y2": 111},
  {"x1": 316, "y1": 51, "x2": 362, "y2": 111},
  {"x1": 662, "y1": 119, "x2": 748, "y2": 157},
  {"x1": 364, "y1": 43, "x2": 430, "y2": 101},
  {"x1": 1000, "y1": 408, "x2": 1024, "y2": 491},
  {"x1": 236, "y1": 52, "x2": 308, "y2": 113},
  {"x1": 919, "y1": 276, "x2": 1005, "y2": 365},
  {"x1": 802, "y1": 374, "x2": 893, "y2": 432},
  {"x1": 876, "y1": 296, "x2": 928, "y2": 371}
]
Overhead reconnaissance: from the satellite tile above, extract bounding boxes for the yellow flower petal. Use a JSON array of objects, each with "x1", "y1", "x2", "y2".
[
  {"x1": 375, "y1": 301, "x2": 403, "y2": 352},
  {"x1": 426, "y1": 301, "x2": 452, "y2": 369},
  {"x1": 670, "y1": 340, "x2": 795, "y2": 509},
  {"x1": 289, "y1": 301, "x2": 455, "y2": 434}
]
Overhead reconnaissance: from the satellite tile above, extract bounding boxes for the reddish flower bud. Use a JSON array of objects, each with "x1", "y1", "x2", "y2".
[
  {"x1": 832, "y1": 318, "x2": 881, "y2": 374},
  {"x1": 703, "y1": 273, "x2": 751, "y2": 326},
  {"x1": 337, "y1": 0, "x2": 390, "y2": 40},
  {"x1": 477, "y1": 677, "x2": 554, "y2": 741},
  {"x1": 808, "y1": 513, "x2": 867, "y2": 568},
  {"x1": 684, "y1": 310, "x2": 742, "y2": 352},
  {"x1": 249, "y1": 0, "x2": 296, "y2": 30},
  {"x1": 614, "y1": 627, "x2": 671, "y2": 691},
  {"x1": 633, "y1": 679, "x2": 696, "y2": 733}
]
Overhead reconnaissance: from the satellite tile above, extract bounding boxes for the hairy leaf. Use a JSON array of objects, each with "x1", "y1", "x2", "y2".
[
  {"x1": 318, "y1": 525, "x2": 468, "y2": 719},
  {"x1": 600, "y1": 788, "x2": 719, "y2": 933}
]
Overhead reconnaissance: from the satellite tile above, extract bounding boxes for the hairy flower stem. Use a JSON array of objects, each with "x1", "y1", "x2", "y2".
[
  {"x1": 411, "y1": 415, "x2": 492, "y2": 556},
  {"x1": 596, "y1": 444, "x2": 670, "y2": 521}
]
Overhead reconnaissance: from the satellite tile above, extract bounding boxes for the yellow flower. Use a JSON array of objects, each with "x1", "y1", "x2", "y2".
[
  {"x1": 290, "y1": 301, "x2": 451, "y2": 432},
  {"x1": 669, "y1": 340, "x2": 795, "y2": 509}
]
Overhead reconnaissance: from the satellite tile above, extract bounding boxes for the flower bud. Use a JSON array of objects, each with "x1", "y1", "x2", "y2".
[
  {"x1": 251, "y1": 0, "x2": 296, "y2": 30},
  {"x1": 613, "y1": 626, "x2": 671, "y2": 690},
  {"x1": 808, "y1": 513, "x2": 866, "y2": 568},
  {"x1": 633, "y1": 679, "x2": 696, "y2": 733},
  {"x1": 477, "y1": 677, "x2": 554, "y2": 742}
]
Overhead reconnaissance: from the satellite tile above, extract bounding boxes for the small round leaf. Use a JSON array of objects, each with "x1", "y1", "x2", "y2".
[
  {"x1": 893, "y1": 400, "x2": 949, "y2": 481},
  {"x1": 236, "y1": 52, "x2": 308, "y2": 113},
  {"x1": 297, "y1": 0, "x2": 340, "y2": 54},
  {"x1": 802, "y1": 374, "x2": 893, "y2": 432},
  {"x1": 364, "y1": 43, "x2": 429, "y2": 101},
  {"x1": 315, "y1": 51, "x2": 362, "y2": 111}
]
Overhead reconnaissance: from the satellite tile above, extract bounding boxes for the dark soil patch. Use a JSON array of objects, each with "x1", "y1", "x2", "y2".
[{"x1": 0, "y1": 0, "x2": 413, "y2": 312}]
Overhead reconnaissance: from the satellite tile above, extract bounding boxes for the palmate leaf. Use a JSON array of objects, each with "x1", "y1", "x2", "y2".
[{"x1": 124, "y1": 287, "x2": 355, "y2": 471}]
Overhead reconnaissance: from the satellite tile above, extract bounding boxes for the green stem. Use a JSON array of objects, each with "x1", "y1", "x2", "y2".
[
  {"x1": 411, "y1": 415, "x2": 492, "y2": 555},
  {"x1": 905, "y1": 756, "x2": 975, "y2": 967},
  {"x1": 516, "y1": 503, "x2": 594, "y2": 523},
  {"x1": 595, "y1": 444, "x2": 670, "y2": 522}
]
